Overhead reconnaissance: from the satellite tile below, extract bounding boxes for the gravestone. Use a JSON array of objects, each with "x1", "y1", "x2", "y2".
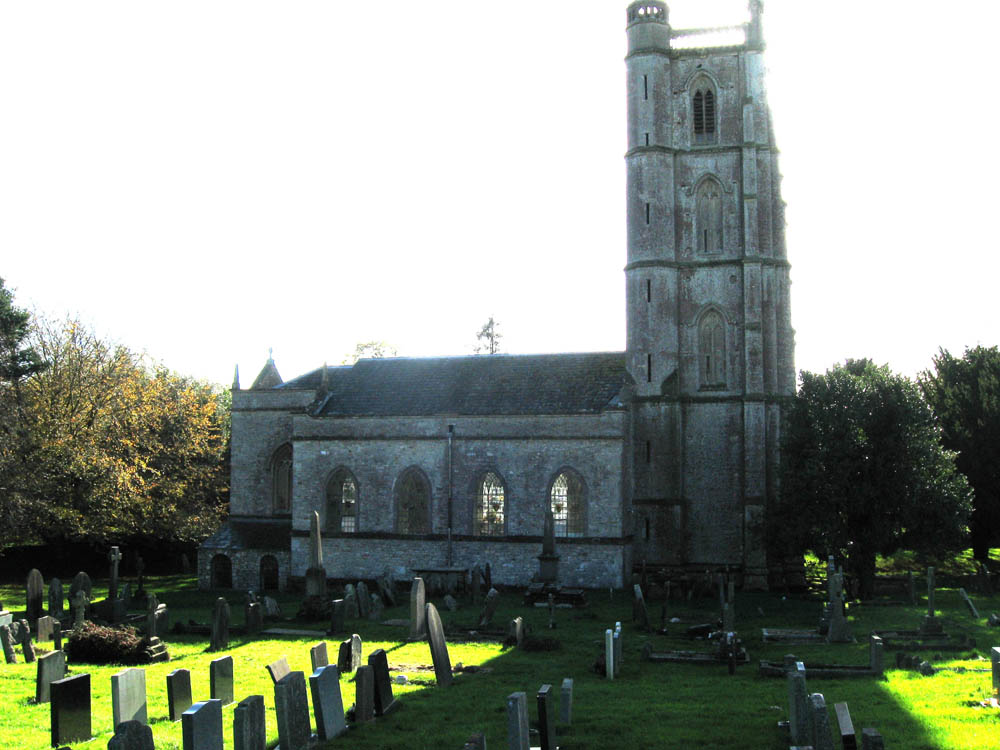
[
  {"x1": 470, "y1": 565, "x2": 482, "y2": 603},
  {"x1": 921, "y1": 566, "x2": 943, "y2": 635},
  {"x1": 509, "y1": 616, "x2": 525, "y2": 647},
  {"x1": 356, "y1": 581, "x2": 371, "y2": 619},
  {"x1": 310, "y1": 665, "x2": 347, "y2": 740},
  {"x1": 209, "y1": 597, "x2": 230, "y2": 652},
  {"x1": 614, "y1": 622, "x2": 623, "y2": 676},
  {"x1": 310, "y1": 642, "x2": 329, "y2": 671},
  {"x1": 48, "y1": 577, "x2": 64, "y2": 618},
  {"x1": 233, "y1": 694, "x2": 266, "y2": 750},
  {"x1": 245, "y1": 601, "x2": 262, "y2": 635},
  {"x1": 834, "y1": 702, "x2": 856, "y2": 750},
  {"x1": 181, "y1": 699, "x2": 223, "y2": 750},
  {"x1": 343, "y1": 585, "x2": 359, "y2": 619},
  {"x1": 337, "y1": 634, "x2": 362, "y2": 673},
  {"x1": 305, "y1": 511, "x2": 327, "y2": 599},
  {"x1": 537, "y1": 684, "x2": 556, "y2": 750},
  {"x1": 210, "y1": 655, "x2": 234, "y2": 705},
  {"x1": 425, "y1": 602, "x2": 453, "y2": 687},
  {"x1": 368, "y1": 592, "x2": 384, "y2": 621},
  {"x1": 560, "y1": 677, "x2": 573, "y2": 724},
  {"x1": 262, "y1": 596, "x2": 281, "y2": 618},
  {"x1": 861, "y1": 728, "x2": 885, "y2": 750},
  {"x1": 409, "y1": 579, "x2": 426, "y2": 640},
  {"x1": 537, "y1": 510, "x2": 559, "y2": 583},
  {"x1": 506, "y1": 691, "x2": 530, "y2": 750},
  {"x1": 69, "y1": 571, "x2": 93, "y2": 604},
  {"x1": 108, "y1": 546, "x2": 123, "y2": 601},
  {"x1": 52, "y1": 621, "x2": 62, "y2": 651},
  {"x1": 0, "y1": 623, "x2": 17, "y2": 663},
  {"x1": 633, "y1": 584, "x2": 650, "y2": 630},
  {"x1": 444, "y1": 594, "x2": 458, "y2": 611},
  {"x1": 0, "y1": 606, "x2": 10, "y2": 629},
  {"x1": 37, "y1": 615, "x2": 56, "y2": 642},
  {"x1": 605, "y1": 629, "x2": 614, "y2": 679},
  {"x1": 36, "y1": 649, "x2": 66, "y2": 703},
  {"x1": 152, "y1": 603, "x2": 170, "y2": 639},
  {"x1": 274, "y1": 671, "x2": 312, "y2": 750},
  {"x1": 369, "y1": 648, "x2": 399, "y2": 715},
  {"x1": 267, "y1": 656, "x2": 291, "y2": 685},
  {"x1": 809, "y1": 692, "x2": 835, "y2": 750},
  {"x1": 107, "y1": 720, "x2": 154, "y2": 750},
  {"x1": 26, "y1": 568, "x2": 44, "y2": 623},
  {"x1": 788, "y1": 661, "x2": 809, "y2": 746},
  {"x1": 959, "y1": 588, "x2": 980, "y2": 619},
  {"x1": 827, "y1": 588, "x2": 853, "y2": 643},
  {"x1": 328, "y1": 599, "x2": 345, "y2": 635},
  {"x1": 50, "y1": 673, "x2": 92, "y2": 746},
  {"x1": 870, "y1": 634, "x2": 884, "y2": 675},
  {"x1": 478, "y1": 587, "x2": 500, "y2": 628},
  {"x1": 354, "y1": 665, "x2": 375, "y2": 723},
  {"x1": 111, "y1": 667, "x2": 148, "y2": 728},
  {"x1": 991, "y1": 646, "x2": 1000, "y2": 696},
  {"x1": 71, "y1": 589, "x2": 88, "y2": 629},
  {"x1": 377, "y1": 573, "x2": 396, "y2": 607},
  {"x1": 167, "y1": 668, "x2": 193, "y2": 721},
  {"x1": 20, "y1": 620, "x2": 36, "y2": 663}
]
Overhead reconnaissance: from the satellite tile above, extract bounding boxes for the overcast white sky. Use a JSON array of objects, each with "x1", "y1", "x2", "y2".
[{"x1": 2, "y1": 1, "x2": 997, "y2": 387}]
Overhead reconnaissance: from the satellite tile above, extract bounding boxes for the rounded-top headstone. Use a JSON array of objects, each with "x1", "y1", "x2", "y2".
[{"x1": 69, "y1": 572, "x2": 93, "y2": 601}]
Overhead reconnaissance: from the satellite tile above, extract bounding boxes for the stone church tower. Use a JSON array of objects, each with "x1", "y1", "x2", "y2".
[{"x1": 623, "y1": 2, "x2": 794, "y2": 586}]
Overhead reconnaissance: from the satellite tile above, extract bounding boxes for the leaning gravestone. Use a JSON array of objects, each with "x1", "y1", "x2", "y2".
[
  {"x1": 26, "y1": 568, "x2": 44, "y2": 623},
  {"x1": 50, "y1": 673, "x2": 92, "y2": 746},
  {"x1": 409, "y1": 578, "x2": 426, "y2": 638},
  {"x1": 20, "y1": 621, "x2": 36, "y2": 663},
  {"x1": 234, "y1": 694, "x2": 266, "y2": 750},
  {"x1": 210, "y1": 655, "x2": 234, "y2": 706},
  {"x1": 310, "y1": 642, "x2": 329, "y2": 671},
  {"x1": 810, "y1": 692, "x2": 835, "y2": 750},
  {"x1": 369, "y1": 648, "x2": 399, "y2": 715},
  {"x1": 354, "y1": 665, "x2": 375, "y2": 723},
  {"x1": 310, "y1": 665, "x2": 347, "y2": 740},
  {"x1": 107, "y1": 720, "x2": 154, "y2": 750},
  {"x1": 266, "y1": 656, "x2": 291, "y2": 685},
  {"x1": 167, "y1": 668, "x2": 193, "y2": 722},
  {"x1": 48, "y1": 577, "x2": 64, "y2": 618},
  {"x1": 477, "y1": 587, "x2": 500, "y2": 628},
  {"x1": 425, "y1": 602, "x2": 453, "y2": 687},
  {"x1": 356, "y1": 582, "x2": 371, "y2": 619},
  {"x1": 506, "y1": 691, "x2": 530, "y2": 750},
  {"x1": 0, "y1": 624, "x2": 17, "y2": 664},
  {"x1": 182, "y1": 699, "x2": 223, "y2": 750},
  {"x1": 36, "y1": 649, "x2": 67, "y2": 703},
  {"x1": 633, "y1": 584, "x2": 650, "y2": 630},
  {"x1": 377, "y1": 574, "x2": 396, "y2": 607},
  {"x1": 209, "y1": 597, "x2": 230, "y2": 652},
  {"x1": 959, "y1": 588, "x2": 980, "y2": 619},
  {"x1": 274, "y1": 672, "x2": 312, "y2": 750},
  {"x1": 111, "y1": 667, "x2": 148, "y2": 727},
  {"x1": 337, "y1": 634, "x2": 362, "y2": 673}
]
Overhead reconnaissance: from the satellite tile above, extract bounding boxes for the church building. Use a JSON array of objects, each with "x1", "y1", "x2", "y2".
[{"x1": 199, "y1": 1, "x2": 795, "y2": 592}]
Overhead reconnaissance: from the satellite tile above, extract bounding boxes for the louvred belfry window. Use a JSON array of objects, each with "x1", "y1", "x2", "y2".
[{"x1": 693, "y1": 87, "x2": 716, "y2": 144}]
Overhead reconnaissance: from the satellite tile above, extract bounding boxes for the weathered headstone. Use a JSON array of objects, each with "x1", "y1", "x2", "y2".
[
  {"x1": 210, "y1": 655, "x2": 234, "y2": 706},
  {"x1": 108, "y1": 546, "x2": 123, "y2": 601},
  {"x1": 377, "y1": 573, "x2": 396, "y2": 607},
  {"x1": 262, "y1": 596, "x2": 281, "y2": 618},
  {"x1": 560, "y1": 677, "x2": 573, "y2": 724},
  {"x1": 425, "y1": 602, "x2": 453, "y2": 687},
  {"x1": 233, "y1": 694, "x2": 266, "y2": 750},
  {"x1": 274, "y1": 671, "x2": 312, "y2": 750},
  {"x1": 343, "y1": 585, "x2": 359, "y2": 619},
  {"x1": 310, "y1": 641, "x2": 329, "y2": 671},
  {"x1": 20, "y1": 620, "x2": 36, "y2": 663},
  {"x1": 787, "y1": 661, "x2": 809, "y2": 746},
  {"x1": 834, "y1": 702, "x2": 856, "y2": 750},
  {"x1": 48, "y1": 577, "x2": 64, "y2": 618},
  {"x1": 71, "y1": 589, "x2": 88, "y2": 629},
  {"x1": 368, "y1": 592, "x2": 384, "y2": 621},
  {"x1": 478, "y1": 587, "x2": 500, "y2": 628},
  {"x1": 0, "y1": 623, "x2": 17, "y2": 663},
  {"x1": 181, "y1": 699, "x2": 223, "y2": 750},
  {"x1": 310, "y1": 665, "x2": 347, "y2": 740},
  {"x1": 69, "y1": 571, "x2": 93, "y2": 604},
  {"x1": 508, "y1": 616, "x2": 525, "y2": 647},
  {"x1": 50, "y1": 673, "x2": 91, "y2": 746},
  {"x1": 809, "y1": 692, "x2": 835, "y2": 750},
  {"x1": 354, "y1": 665, "x2": 375, "y2": 723},
  {"x1": 869, "y1": 634, "x2": 884, "y2": 675},
  {"x1": 37, "y1": 615, "x2": 56, "y2": 642},
  {"x1": 266, "y1": 656, "x2": 291, "y2": 685},
  {"x1": 107, "y1": 719, "x2": 154, "y2": 750},
  {"x1": 861, "y1": 728, "x2": 885, "y2": 750},
  {"x1": 26, "y1": 568, "x2": 44, "y2": 623},
  {"x1": 111, "y1": 667, "x2": 148, "y2": 727},
  {"x1": 959, "y1": 588, "x2": 980, "y2": 619},
  {"x1": 369, "y1": 648, "x2": 399, "y2": 715},
  {"x1": 633, "y1": 584, "x2": 650, "y2": 630},
  {"x1": 245, "y1": 601, "x2": 262, "y2": 635},
  {"x1": 356, "y1": 581, "x2": 371, "y2": 619},
  {"x1": 605, "y1": 628, "x2": 614, "y2": 680},
  {"x1": 36, "y1": 649, "x2": 66, "y2": 703},
  {"x1": 537, "y1": 684, "x2": 556, "y2": 750},
  {"x1": 506, "y1": 691, "x2": 530, "y2": 750},
  {"x1": 209, "y1": 597, "x2": 230, "y2": 652},
  {"x1": 444, "y1": 594, "x2": 458, "y2": 611},
  {"x1": 305, "y1": 511, "x2": 327, "y2": 599},
  {"x1": 328, "y1": 599, "x2": 345, "y2": 635},
  {"x1": 52, "y1": 621, "x2": 62, "y2": 651},
  {"x1": 167, "y1": 668, "x2": 193, "y2": 722}
]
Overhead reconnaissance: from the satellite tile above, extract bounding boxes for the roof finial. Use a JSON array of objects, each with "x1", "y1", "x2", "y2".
[
  {"x1": 268, "y1": 346, "x2": 274, "y2": 362},
  {"x1": 232, "y1": 364, "x2": 240, "y2": 391}
]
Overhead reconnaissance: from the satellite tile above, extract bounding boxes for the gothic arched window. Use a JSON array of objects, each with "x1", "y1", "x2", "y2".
[
  {"x1": 395, "y1": 468, "x2": 431, "y2": 535},
  {"x1": 699, "y1": 310, "x2": 727, "y2": 387},
  {"x1": 476, "y1": 472, "x2": 506, "y2": 536},
  {"x1": 550, "y1": 469, "x2": 586, "y2": 538},
  {"x1": 326, "y1": 469, "x2": 358, "y2": 533},
  {"x1": 692, "y1": 80, "x2": 717, "y2": 144},
  {"x1": 696, "y1": 179, "x2": 723, "y2": 254},
  {"x1": 271, "y1": 444, "x2": 292, "y2": 514}
]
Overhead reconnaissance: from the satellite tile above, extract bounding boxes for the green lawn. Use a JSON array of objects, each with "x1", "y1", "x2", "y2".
[{"x1": 1, "y1": 573, "x2": 999, "y2": 749}]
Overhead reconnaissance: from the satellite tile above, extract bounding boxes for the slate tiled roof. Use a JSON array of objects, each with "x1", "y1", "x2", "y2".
[
  {"x1": 279, "y1": 352, "x2": 629, "y2": 417},
  {"x1": 201, "y1": 518, "x2": 291, "y2": 551}
]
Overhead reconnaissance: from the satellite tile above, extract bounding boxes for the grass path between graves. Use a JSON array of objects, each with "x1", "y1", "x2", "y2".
[{"x1": 1, "y1": 565, "x2": 1000, "y2": 749}]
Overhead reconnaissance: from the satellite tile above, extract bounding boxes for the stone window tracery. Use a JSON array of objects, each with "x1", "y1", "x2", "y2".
[
  {"x1": 271, "y1": 444, "x2": 292, "y2": 514},
  {"x1": 326, "y1": 469, "x2": 358, "y2": 533},
  {"x1": 550, "y1": 469, "x2": 585, "y2": 537},
  {"x1": 696, "y1": 179, "x2": 723, "y2": 254},
  {"x1": 476, "y1": 472, "x2": 506, "y2": 536},
  {"x1": 699, "y1": 310, "x2": 727, "y2": 387}
]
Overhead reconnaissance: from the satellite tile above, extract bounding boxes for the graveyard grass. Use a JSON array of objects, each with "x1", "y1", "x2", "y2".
[{"x1": 1, "y1": 561, "x2": 1000, "y2": 749}]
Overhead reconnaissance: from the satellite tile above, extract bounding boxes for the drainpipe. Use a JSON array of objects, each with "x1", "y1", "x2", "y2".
[{"x1": 446, "y1": 424, "x2": 454, "y2": 566}]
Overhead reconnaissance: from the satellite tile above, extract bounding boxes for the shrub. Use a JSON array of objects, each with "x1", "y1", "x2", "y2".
[{"x1": 65, "y1": 621, "x2": 150, "y2": 665}]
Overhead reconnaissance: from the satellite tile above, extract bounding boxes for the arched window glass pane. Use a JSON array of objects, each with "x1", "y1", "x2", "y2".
[
  {"x1": 477, "y1": 472, "x2": 505, "y2": 536},
  {"x1": 693, "y1": 82, "x2": 717, "y2": 144},
  {"x1": 550, "y1": 471, "x2": 585, "y2": 537},
  {"x1": 341, "y1": 478, "x2": 357, "y2": 532}
]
